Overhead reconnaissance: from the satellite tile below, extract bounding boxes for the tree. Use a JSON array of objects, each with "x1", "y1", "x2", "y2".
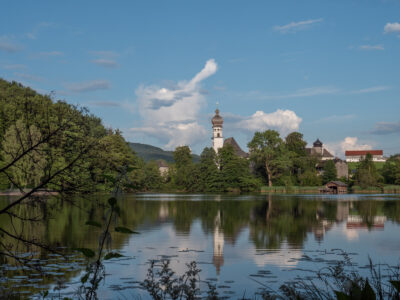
[
  {"x1": 285, "y1": 132, "x2": 307, "y2": 156},
  {"x1": 172, "y1": 146, "x2": 198, "y2": 191},
  {"x1": 217, "y1": 144, "x2": 260, "y2": 192},
  {"x1": 198, "y1": 147, "x2": 222, "y2": 192},
  {"x1": 248, "y1": 130, "x2": 289, "y2": 187},
  {"x1": 322, "y1": 160, "x2": 337, "y2": 184},
  {"x1": 381, "y1": 156, "x2": 400, "y2": 185},
  {"x1": 284, "y1": 132, "x2": 311, "y2": 185},
  {"x1": 354, "y1": 153, "x2": 383, "y2": 188},
  {"x1": 1, "y1": 120, "x2": 46, "y2": 188}
]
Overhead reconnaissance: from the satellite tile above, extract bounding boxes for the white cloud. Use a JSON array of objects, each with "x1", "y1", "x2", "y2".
[
  {"x1": 0, "y1": 36, "x2": 22, "y2": 53},
  {"x1": 241, "y1": 86, "x2": 340, "y2": 101},
  {"x1": 349, "y1": 86, "x2": 390, "y2": 94},
  {"x1": 359, "y1": 45, "x2": 384, "y2": 51},
  {"x1": 26, "y1": 22, "x2": 53, "y2": 40},
  {"x1": 276, "y1": 86, "x2": 339, "y2": 98},
  {"x1": 89, "y1": 50, "x2": 119, "y2": 58},
  {"x1": 236, "y1": 109, "x2": 302, "y2": 136},
  {"x1": 274, "y1": 18, "x2": 323, "y2": 33},
  {"x1": 130, "y1": 59, "x2": 218, "y2": 149},
  {"x1": 39, "y1": 51, "x2": 63, "y2": 57},
  {"x1": 91, "y1": 59, "x2": 119, "y2": 68},
  {"x1": 66, "y1": 80, "x2": 111, "y2": 93},
  {"x1": 2, "y1": 64, "x2": 26, "y2": 70},
  {"x1": 384, "y1": 22, "x2": 400, "y2": 34},
  {"x1": 87, "y1": 101, "x2": 121, "y2": 107},
  {"x1": 325, "y1": 137, "x2": 373, "y2": 158},
  {"x1": 14, "y1": 72, "x2": 44, "y2": 82},
  {"x1": 314, "y1": 114, "x2": 355, "y2": 123}
]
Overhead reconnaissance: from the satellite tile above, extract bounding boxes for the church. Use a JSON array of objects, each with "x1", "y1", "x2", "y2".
[
  {"x1": 211, "y1": 108, "x2": 248, "y2": 158},
  {"x1": 211, "y1": 109, "x2": 348, "y2": 178}
]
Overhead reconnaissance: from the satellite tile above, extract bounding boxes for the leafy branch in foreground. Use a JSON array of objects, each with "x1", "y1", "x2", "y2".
[
  {"x1": 141, "y1": 255, "x2": 400, "y2": 300},
  {"x1": 76, "y1": 168, "x2": 140, "y2": 300}
]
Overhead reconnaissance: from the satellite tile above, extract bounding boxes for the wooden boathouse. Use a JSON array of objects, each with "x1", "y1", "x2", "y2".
[{"x1": 320, "y1": 181, "x2": 348, "y2": 194}]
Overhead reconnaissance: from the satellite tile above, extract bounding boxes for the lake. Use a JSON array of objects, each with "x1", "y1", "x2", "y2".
[{"x1": 1, "y1": 193, "x2": 400, "y2": 299}]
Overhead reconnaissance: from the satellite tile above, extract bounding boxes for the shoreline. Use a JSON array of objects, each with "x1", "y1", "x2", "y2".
[{"x1": 0, "y1": 190, "x2": 58, "y2": 196}]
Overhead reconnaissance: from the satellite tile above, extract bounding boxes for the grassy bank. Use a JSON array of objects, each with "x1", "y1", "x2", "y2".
[
  {"x1": 260, "y1": 186, "x2": 322, "y2": 193},
  {"x1": 261, "y1": 185, "x2": 400, "y2": 194}
]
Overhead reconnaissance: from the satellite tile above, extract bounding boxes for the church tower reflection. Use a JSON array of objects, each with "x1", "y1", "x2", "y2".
[{"x1": 213, "y1": 209, "x2": 224, "y2": 275}]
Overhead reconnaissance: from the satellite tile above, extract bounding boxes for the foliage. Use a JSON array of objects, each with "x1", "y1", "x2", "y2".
[
  {"x1": 248, "y1": 130, "x2": 289, "y2": 187},
  {"x1": 1, "y1": 120, "x2": 46, "y2": 187},
  {"x1": 142, "y1": 259, "x2": 215, "y2": 300},
  {"x1": 381, "y1": 156, "x2": 400, "y2": 185},
  {"x1": 197, "y1": 147, "x2": 222, "y2": 192},
  {"x1": 0, "y1": 79, "x2": 140, "y2": 193},
  {"x1": 322, "y1": 160, "x2": 338, "y2": 184},
  {"x1": 354, "y1": 154, "x2": 383, "y2": 188},
  {"x1": 141, "y1": 256, "x2": 400, "y2": 300},
  {"x1": 285, "y1": 131, "x2": 307, "y2": 156},
  {"x1": 299, "y1": 169, "x2": 322, "y2": 186},
  {"x1": 172, "y1": 146, "x2": 199, "y2": 191},
  {"x1": 218, "y1": 144, "x2": 260, "y2": 192}
]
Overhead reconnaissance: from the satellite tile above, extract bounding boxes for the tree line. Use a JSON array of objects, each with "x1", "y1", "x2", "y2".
[{"x1": 1, "y1": 79, "x2": 399, "y2": 194}]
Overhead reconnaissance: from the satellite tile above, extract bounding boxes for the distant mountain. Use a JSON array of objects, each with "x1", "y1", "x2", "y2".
[{"x1": 129, "y1": 143, "x2": 199, "y2": 163}]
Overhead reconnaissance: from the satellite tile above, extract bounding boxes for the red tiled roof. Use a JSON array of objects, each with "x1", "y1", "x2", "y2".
[{"x1": 345, "y1": 150, "x2": 383, "y2": 156}]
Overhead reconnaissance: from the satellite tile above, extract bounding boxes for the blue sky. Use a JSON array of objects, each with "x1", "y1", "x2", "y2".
[{"x1": 1, "y1": 1, "x2": 399, "y2": 157}]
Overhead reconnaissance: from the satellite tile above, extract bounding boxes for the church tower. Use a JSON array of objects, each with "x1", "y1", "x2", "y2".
[{"x1": 212, "y1": 108, "x2": 223, "y2": 153}]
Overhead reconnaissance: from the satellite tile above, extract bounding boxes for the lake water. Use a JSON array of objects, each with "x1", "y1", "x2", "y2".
[{"x1": 1, "y1": 193, "x2": 400, "y2": 299}]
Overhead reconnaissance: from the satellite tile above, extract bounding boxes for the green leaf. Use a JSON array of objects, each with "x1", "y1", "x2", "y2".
[
  {"x1": 334, "y1": 291, "x2": 351, "y2": 300},
  {"x1": 104, "y1": 252, "x2": 124, "y2": 260},
  {"x1": 390, "y1": 280, "x2": 400, "y2": 293},
  {"x1": 103, "y1": 174, "x2": 116, "y2": 183},
  {"x1": 73, "y1": 248, "x2": 95, "y2": 258},
  {"x1": 115, "y1": 226, "x2": 139, "y2": 234},
  {"x1": 108, "y1": 197, "x2": 117, "y2": 207},
  {"x1": 126, "y1": 166, "x2": 136, "y2": 172},
  {"x1": 85, "y1": 220, "x2": 102, "y2": 228},
  {"x1": 80, "y1": 272, "x2": 89, "y2": 283},
  {"x1": 361, "y1": 279, "x2": 376, "y2": 300}
]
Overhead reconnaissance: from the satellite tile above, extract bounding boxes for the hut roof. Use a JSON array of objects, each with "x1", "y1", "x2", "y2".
[{"x1": 327, "y1": 181, "x2": 347, "y2": 187}]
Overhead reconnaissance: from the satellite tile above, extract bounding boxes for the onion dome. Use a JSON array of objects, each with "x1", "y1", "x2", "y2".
[
  {"x1": 313, "y1": 138, "x2": 323, "y2": 147},
  {"x1": 211, "y1": 109, "x2": 223, "y2": 127}
]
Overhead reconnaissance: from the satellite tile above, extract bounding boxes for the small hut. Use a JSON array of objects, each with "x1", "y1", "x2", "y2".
[{"x1": 323, "y1": 181, "x2": 347, "y2": 194}]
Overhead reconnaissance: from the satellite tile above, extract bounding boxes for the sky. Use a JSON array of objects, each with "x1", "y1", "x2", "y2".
[{"x1": 1, "y1": 0, "x2": 399, "y2": 158}]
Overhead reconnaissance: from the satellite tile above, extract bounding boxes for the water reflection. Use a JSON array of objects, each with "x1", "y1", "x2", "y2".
[{"x1": 1, "y1": 194, "x2": 400, "y2": 297}]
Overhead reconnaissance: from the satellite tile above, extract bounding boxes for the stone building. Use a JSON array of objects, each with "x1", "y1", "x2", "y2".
[
  {"x1": 308, "y1": 139, "x2": 348, "y2": 179},
  {"x1": 306, "y1": 139, "x2": 334, "y2": 160},
  {"x1": 156, "y1": 160, "x2": 169, "y2": 177},
  {"x1": 334, "y1": 158, "x2": 348, "y2": 179}
]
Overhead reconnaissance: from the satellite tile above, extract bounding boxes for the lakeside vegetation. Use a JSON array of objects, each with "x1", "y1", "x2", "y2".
[{"x1": 1, "y1": 79, "x2": 400, "y2": 195}]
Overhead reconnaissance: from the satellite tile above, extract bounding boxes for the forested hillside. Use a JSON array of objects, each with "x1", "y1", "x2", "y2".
[
  {"x1": 129, "y1": 142, "x2": 199, "y2": 163},
  {"x1": 0, "y1": 79, "x2": 154, "y2": 192}
]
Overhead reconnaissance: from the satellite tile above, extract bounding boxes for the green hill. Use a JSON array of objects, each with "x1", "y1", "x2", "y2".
[{"x1": 129, "y1": 142, "x2": 199, "y2": 163}]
